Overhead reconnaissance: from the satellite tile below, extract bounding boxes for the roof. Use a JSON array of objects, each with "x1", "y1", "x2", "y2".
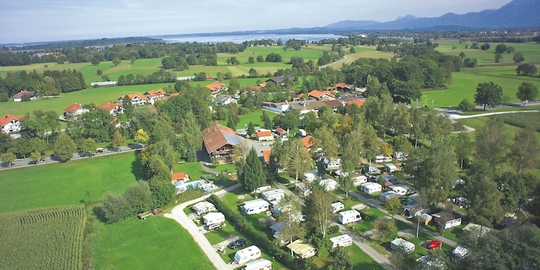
[
  {"x1": 330, "y1": 234, "x2": 352, "y2": 243},
  {"x1": 262, "y1": 149, "x2": 271, "y2": 163},
  {"x1": 287, "y1": 240, "x2": 316, "y2": 257},
  {"x1": 0, "y1": 114, "x2": 23, "y2": 126},
  {"x1": 300, "y1": 135, "x2": 315, "y2": 148},
  {"x1": 346, "y1": 98, "x2": 365, "y2": 107},
  {"x1": 146, "y1": 89, "x2": 166, "y2": 97},
  {"x1": 12, "y1": 90, "x2": 36, "y2": 99},
  {"x1": 98, "y1": 102, "x2": 123, "y2": 111},
  {"x1": 121, "y1": 93, "x2": 149, "y2": 101},
  {"x1": 289, "y1": 100, "x2": 326, "y2": 111},
  {"x1": 335, "y1": 83, "x2": 350, "y2": 89},
  {"x1": 308, "y1": 90, "x2": 335, "y2": 99},
  {"x1": 172, "y1": 172, "x2": 187, "y2": 180},
  {"x1": 275, "y1": 128, "x2": 286, "y2": 134},
  {"x1": 205, "y1": 81, "x2": 226, "y2": 92},
  {"x1": 256, "y1": 130, "x2": 272, "y2": 137},
  {"x1": 64, "y1": 103, "x2": 82, "y2": 113},
  {"x1": 339, "y1": 209, "x2": 360, "y2": 216},
  {"x1": 201, "y1": 124, "x2": 241, "y2": 154},
  {"x1": 322, "y1": 100, "x2": 343, "y2": 107},
  {"x1": 215, "y1": 95, "x2": 234, "y2": 103}
]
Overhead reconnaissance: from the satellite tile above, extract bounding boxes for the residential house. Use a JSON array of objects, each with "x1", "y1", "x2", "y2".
[
  {"x1": 205, "y1": 81, "x2": 226, "y2": 96},
  {"x1": 145, "y1": 89, "x2": 167, "y2": 104},
  {"x1": 300, "y1": 135, "x2": 315, "y2": 151},
  {"x1": 255, "y1": 130, "x2": 273, "y2": 141},
  {"x1": 98, "y1": 102, "x2": 124, "y2": 115},
  {"x1": 288, "y1": 100, "x2": 326, "y2": 114},
  {"x1": 432, "y1": 212, "x2": 462, "y2": 229},
  {"x1": 0, "y1": 114, "x2": 23, "y2": 133},
  {"x1": 322, "y1": 99, "x2": 344, "y2": 112},
  {"x1": 214, "y1": 94, "x2": 237, "y2": 106},
  {"x1": 346, "y1": 98, "x2": 365, "y2": 107},
  {"x1": 274, "y1": 128, "x2": 288, "y2": 138},
  {"x1": 63, "y1": 103, "x2": 88, "y2": 119},
  {"x1": 171, "y1": 172, "x2": 190, "y2": 183},
  {"x1": 266, "y1": 75, "x2": 292, "y2": 86},
  {"x1": 202, "y1": 124, "x2": 243, "y2": 162},
  {"x1": 262, "y1": 101, "x2": 290, "y2": 113},
  {"x1": 12, "y1": 90, "x2": 36, "y2": 102},
  {"x1": 334, "y1": 83, "x2": 351, "y2": 92},
  {"x1": 308, "y1": 90, "x2": 335, "y2": 101},
  {"x1": 119, "y1": 93, "x2": 149, "y2": 106}
]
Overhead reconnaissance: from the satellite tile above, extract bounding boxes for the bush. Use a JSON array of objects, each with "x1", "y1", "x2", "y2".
[{"x1": 329, "y1": 225, "x2": 339, "y2": 234}]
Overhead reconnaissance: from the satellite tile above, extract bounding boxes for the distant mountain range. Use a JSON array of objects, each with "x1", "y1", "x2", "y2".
[{"x1": 325, "y1": 0, "x2": 540, "y2": 30}]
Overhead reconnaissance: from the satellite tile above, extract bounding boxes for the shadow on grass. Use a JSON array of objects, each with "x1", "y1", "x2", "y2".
[
  {"x1": 131, "y1": 152, "x2": 143, "y2": 180},
  {"x1": 92, "y1": 205, "x2": 108, "y2": 223}
]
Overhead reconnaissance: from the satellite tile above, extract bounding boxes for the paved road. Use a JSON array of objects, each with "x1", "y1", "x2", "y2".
[
  {"x1": 0, "y1": 144, "x2": 143, "y2": 171},
  {"x1": 349, "y1": 191, "x2": 458, "y2": 247},
  {"x1": 165, "y1": 183, "x2": 242, "y2": 270},
  {"x1": 449, "y1": 109, "x2": 540, "y2": 120}
]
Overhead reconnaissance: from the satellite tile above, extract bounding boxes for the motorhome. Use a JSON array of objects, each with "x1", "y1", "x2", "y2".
[
  {"x1": 338, "y1": 210, "x2": 362, "y2": 224},
  {"x1": 234, "y1": 245, "x2": 262, "y2": 265},
  {"x1": 329, "y1": 235, "x2": 353, "y2": 249},
  {"x1": 241, "y1": 199, "x2": 270, "y2": 215}
]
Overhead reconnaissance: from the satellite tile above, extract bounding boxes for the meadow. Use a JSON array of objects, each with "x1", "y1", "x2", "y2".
[
  {"x1": 0, "y1": 151, "x2": 140, "y2": 214},
  {"x1": 93, "y1": 216, "x2": 215, "y2": 270},
  {"x1": 0, "y1": 206, "x2": 86, "y2": 270}
]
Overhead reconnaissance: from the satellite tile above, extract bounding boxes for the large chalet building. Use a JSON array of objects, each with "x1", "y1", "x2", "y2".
[{"x1": 201, "y1": 124, "x2": 243, "y2": 163}]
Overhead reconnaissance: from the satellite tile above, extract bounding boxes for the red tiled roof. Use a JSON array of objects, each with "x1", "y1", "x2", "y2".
[
  {"x1": 335, "y1": 83, "x2": 350, "y2": 89},
  {"x1": 300, "y1": 135, "x2": 315, "y2": 149},
  {"x1": 346, "y1": 99, "x2": 365, "y2": 107},
  {"x1": 64, "y1": 103, "x2": 82, "y2": 113},
  {"x1": 146, "y1": 89, "x2": 166, "y2": 97},
  {"x1": 128, "y1": 93, "x2": 149, "y2": 101},
  {"x1": 170, "y1": 93, "x2": 180, "y2": 97},
  {"x1": 258, "y1": 82, "x2": 267, "y2": 87},
  {"x1": 262, "y1": 149, "x2": 271, "y2": 163},
  {"x1": 275, "y1": 128, "x2": 286, "y2": 134},
  {"x1": 308, "y1": 90, "x2": 335, "y2": 99},
  {"x1": 256, "y1": 130, "x2": 272, "y2": 138},
  {"x1": 172, "y1": 172, "x2": 187, "y2": 180},
  {"x1": 0, "y1": 114, "x2": 23, "y2": 127},
  {"x1": 98, "y1": 102, "x2": 123, "y2": 111},
  {"x1": 205, "y1": 81, "x2": 226, "y2": 92}
]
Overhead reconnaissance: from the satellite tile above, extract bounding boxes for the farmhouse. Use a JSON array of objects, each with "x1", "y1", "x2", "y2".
[
  {"x1": 255, "y1": 130, "x2": 273, "y2": 141},
  {"x1": 192, "y1": 201, "x2": 216, "y2": 216},
  {"x1": 202, "y1": 212, "x2": 225, "y2": 226},
  {"x1": 287, "y1": 240, "x2": 317, "y2": 259},
  {"x1": 119, "y1": 93, "x2": 149, "y2": 106},
  {"x1": 391, "y1": 238, "x2": 415, "y2": 253},
  {"x1": 260, "y1": 189, "x2": 285, "y2": 202},
  {"x1": 12, "y1": 90, "x2": 36, "y2": 102},
  {"x1": 0, "y1": 114, "x2": 23, "y2": 134},
  {"x1": 360, "y1": 182, "x2": 382, "y2": 195},
  {"x1": 308, "y1": 90, "x2": 335, "y2": 101},
  {"x1": 205, "y1": 81, "x2": 226, "y2": 95},
  {"x1": 329, "y1": 234, "x2": 353, "y2": 249},
  {"x1": 266, "y1": 75, "x2": 291, "y2": 86},
  {"x1": 98, "y1": 102, "x2": 124, "y2": 115},
  {"x1": 201, "y1": 124, "x2": 243, "y2": 162},
  {"x1": 338, "y1": 210, "x2": 362, "y2": 224},
  {"x1": 240, "y1": 199, "x2": 270, "y2": 215},
  {"x1": 234, "y1": 245, "x2": 261, "y2": 265},
  {"x1": 214, "y1": 94, "x2": 237, "y2": 106}
]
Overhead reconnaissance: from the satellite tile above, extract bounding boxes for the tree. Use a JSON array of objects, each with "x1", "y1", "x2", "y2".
[
  {"x1": 373, "y1": 217, "x2": 397, "y2": 240},
  {"x1": 149, "y1": 176, "x2": 175, "y2": 207},
  {"x1": 509, "y1": 127, "x2": 539, "y2": 173},
  {"x1": 91, "y1": 57, "x2": 100, "y2": 66},
  {"x1": 112, "y1": 57, "x2": 121, "y2": 66},
  {"x1": 135, "y1": 129, "x2": 150, "y2": 145},
  {"x1": 246, "y1": 121, "x2": 255, "y2": 138},
  {"x1": 513, "y1": 52, "x2": 525, "y2": 63},
  {"x1": 384, "y1": 196, "x2": 402, "y2": 218},
  {"x1": 516, "y1": 63, "x2": 538, "y2": 76},
  {"x1": 123, "y1": 181, "x2": 152, "y2": 214},
  {"x1": 275, "y1": 195, "x2": 304, "y2": 254},
  {"x1": 53, "y1": 133, "x2": 76, "y2": 162},
  {"x1": 1, "y1": 152, "x2": 16, "y2": 168},
  {"x1": 340, "y1": 128, "x2": 364, "y2": 167},
  {"x1": 281, "y1": 139, "x2": 312, "y2": 188},
  {"x1": 338, "y1": 161, "x2": 355, "y2": 199},
  {"x1": 466, "y1": 168, "x2": 504, "y2": 226},
  {"x1": 111, "y1": 130, "x2": 127, "y2": 151},
  {"x1": 240, "y1": 147, "x2": 266, "y2": 191},
  {"x1": 248, "y1": 56, "x2": 254, "y2": 64},
  {"x1": 123, "y1": 95, "x2": 134, "y2": 118},
  {"x1": 497, "y1": 172, "x2": 529, "y2": 212},
  {"x1": 304, "y1": 180, "x2": 332, "y2": 238},
  {"x1": 516, "y1": 81, "x2": 538, "y2": 102},
  {"x1": 29, "y1": 151, "x2": 42, "y2": 164},
  {"x1": 495, "y1": 44, "x2": 507, "y2": 54},
  {"x1": 313, "y1": 126, "x2": 339, "y2": 159},
  {"x1": 81, "y1": 138, "x2": 97, "y2": 156},
  {"x1": 458, "y1": 99, "x2": 474, "y2": 111},
  {"x1": 474, "y1": 82, "x2": 503, "y2": 110},
  {"x1": 329, "y1": 247, "x2": 353, "y2": 270},
  {"x1": 260, "y1": 110, "x2": 273, "y2": 129},
  {"x1": 178, "y1": 111, "x2": 202, "y2": 161},
  {"x1": 459, "y1": 52, "x2": 466, "y2": 59},
  {"x1": 494, "y1": 53, "x2": 503, "y2": 63},
  {"x1": 101, "y1": 193, "x2": 131, "y2": 223},
  {"x1": 480, "y1": 43, "x2": 490, "y2": 50},
  {"x1": 390, "y1": 247, "x2": 417, "y2": 270},
  {"x1": 475, "y1": 118, "x2": 509, "y2": 170},
  {"x1": 455, "y1": 132, "x2": 472, "y2": 170}
]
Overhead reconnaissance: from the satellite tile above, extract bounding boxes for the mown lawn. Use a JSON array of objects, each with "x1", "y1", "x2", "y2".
[
  {"x1": 0, "y1": 151, "x2": 139, "y2": 214},
  {"x1": 94, "y1": 216, "x2": 215, "y2": 270},
  {"x1": 173, "y1": 162, "x2": 208, "y2": 181}
]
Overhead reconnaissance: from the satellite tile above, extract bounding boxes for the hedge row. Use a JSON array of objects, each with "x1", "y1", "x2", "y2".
[{"x1": 207, "y1": 195, "x2": 296, "y2": 268}]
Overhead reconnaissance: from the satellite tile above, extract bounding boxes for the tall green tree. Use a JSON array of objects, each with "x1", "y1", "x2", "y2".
[
  {"x1": 123, "y1": 95, "x2": 134, "y2": 118},
  {"x1": 329, "y1": 247, "x2": 353, "y2": 270},
  {"x1": 474, "y1": 82, "x2": 503, "y2": 110},
  {"x1": 313, "y1": 126, "x2": 339, "y2": 159},
  {"x1": 338, "y1": 161, "x2": 355, "y2": 199},
  {"x1": 455, "y1": 132, "x2": 472, "y2": 170},
  {"x1": 509, "y1": 126, "x2": 539, "y2": 173},
  {"x1": 275, "y1": 195, "x2": 304, "y2": 255},
  {"x1": 466, "y1": 163, "x2": 504, "y2": 226},
  {"x1": 178, "y1": 111, "x2": 202, "y2": 161},
  {"x1": 373, "y1": 217, "x2": 397, "y2": 240},
  {"x1": 111, "y1": 130, "x2": 127, "y2": 151},
  {"x1": 80, "y1": 138, "x2": 97, "y2": 156},
  {"x1": 475, "y1": 118, "x2": 509, "y2": 171},
  {"x1": 384, "y1": 196, "x2": 402, "y2": 219},
  {"x1": 513, "y1": 51, "x2": 525, "y2": 63},
  {"x1": 281, "y1": 139, "x2": 312, "y2": 188},
  {"x1": 516, "y1": 81, "x2": 538, "y2": 103},
  {"x1": 340, "y1": 128, "x2": 364, "y2": 167},
  {"x1": 1, "y1": 152, "x2": 16, "y2": 168},
  {"x1": 303, "y1": 180, "x2": 332, "y2": 238},
  {"x1": 240, "y1": 147, "x2": 266, "y2": 191},
  {"x1": 53, "y1": 133, "x2": 76, "y2": 162},
  {"x1": 112, "y1": 57, "x2": 121, "y2": 66}
]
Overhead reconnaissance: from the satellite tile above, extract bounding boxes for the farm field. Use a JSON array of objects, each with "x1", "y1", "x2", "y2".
[
  {"x1": 94, "y1": 216, "x2": 215, "y2": 270},
  {"x1": 0, "y1": 206, "x2": 86, "y2": 270},
  {"x1": 0, "y1": 151, "x2": 139, "y2": 214}
]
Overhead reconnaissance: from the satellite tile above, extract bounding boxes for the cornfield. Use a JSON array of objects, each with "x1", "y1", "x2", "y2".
[{"x1": 0, "y1": 206, "x2": 86, "y2": 270}]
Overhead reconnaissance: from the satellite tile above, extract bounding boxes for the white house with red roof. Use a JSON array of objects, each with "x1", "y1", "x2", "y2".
[
  {"x1": 98, "y1": 102, "x2": 124, "y2": 115},
  {"x1": 119, "y1": 93, "x2": 149, "y2": 106},
  {"x1": 0, "y1": 114, "x2": 23, "y2": 133},
  {"x1": 172, "y1": 172, "x2": 190, "y2": 184},
  {"x1": 308, "y1": 90, "x2": 335, "y2": 101},
  {"x1": 205, "y1": 81, "x2": 227, "y2": 96},
  {"x1": 256, "y1": 130, "x2": 274, "y2": 142},
  {"x1": 145, "y1": 89, "x2": 167, "y2": 105},
  {"x1": 64, "y1": 103, "x2": 88, "y2": 118}
]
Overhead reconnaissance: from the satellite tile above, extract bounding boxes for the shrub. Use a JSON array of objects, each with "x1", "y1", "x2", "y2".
[{"x1": 329, "y1": 225, "x2": 339, "y2": 234}]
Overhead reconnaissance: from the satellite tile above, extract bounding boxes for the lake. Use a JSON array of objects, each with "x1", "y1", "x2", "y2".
[{"x1": 156, "y1": 33, "x2": 345, "y2": 44}]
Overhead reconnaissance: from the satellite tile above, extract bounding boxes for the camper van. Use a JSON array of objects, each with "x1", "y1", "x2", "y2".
[
  {"x1": 338, "y1": 210, "x2": 362, "y2": 224},
  {"x1": 330, "y1": 202, "x2": 345, "y2": 213},
  {"x1": 390, "y1": 238, "x2": 415, "y2": 253},
  {"x1": 241, "y1": 199, "x2": 270, "y2": 215},
  {"x1": 203, "y1": 212, "x2": 225, "y2": 226},
  {"x1": 360, "y1": 182, "x2": 382, "y2": 195},
  {"x1": 243, "y1": 258, "x2": 272, "y2": 270},
  {"x1": 234, "y1": 245, "x2": 262, "y2": 265},
  {"x1": 260, "y1": 189, "x2": 285, "y2": 202},
  {"x1": 330, "y1": 235, "x2": 353, "y2": 249}
]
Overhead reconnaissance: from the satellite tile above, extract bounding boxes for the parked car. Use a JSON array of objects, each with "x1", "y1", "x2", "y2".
[
  {"x1": 206, "y1": 223, "x2": 222, "y2": 231},
  {"x1": 427, "y1": 240, "x2": 442, "y2": 250},
  {"x1": 227, "y1": 238, "x2": 247, "y2": 249}
]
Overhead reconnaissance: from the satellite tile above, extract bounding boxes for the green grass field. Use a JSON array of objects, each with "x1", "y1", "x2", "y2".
[
  {"x1": 0, "y1": 206, "x2": 86, "y2": 270},
  {"x1": 0, "y1": 152, "x2": 140, "y2": 214},
  {"x1": 94, "y1": 216, "x2": 215, "y2": 270}
]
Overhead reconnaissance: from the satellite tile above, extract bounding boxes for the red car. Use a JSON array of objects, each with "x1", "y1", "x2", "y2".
[{"x1": 428, "y1": 240, "x2": 442, "y2": 250}]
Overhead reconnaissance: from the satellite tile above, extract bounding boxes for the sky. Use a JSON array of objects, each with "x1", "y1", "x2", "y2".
[{"x1": 0, "y1": 0, "x2": 513, "y2": 44}]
